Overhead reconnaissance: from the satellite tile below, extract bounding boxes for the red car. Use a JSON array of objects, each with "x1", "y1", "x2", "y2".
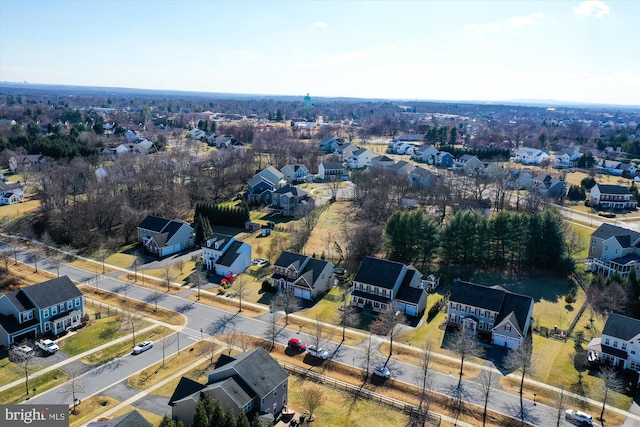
[
  {"x1": 288, "y1": 338, "x2": 306, "y2": 352},
  {"x1": 221, "y1": 274, "x2": 237, "y2": 285}
]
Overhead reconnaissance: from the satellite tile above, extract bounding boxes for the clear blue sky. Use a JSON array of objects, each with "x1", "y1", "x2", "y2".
[{"x1": 1, "y1": 0, "x2": 638, "y2": 105}]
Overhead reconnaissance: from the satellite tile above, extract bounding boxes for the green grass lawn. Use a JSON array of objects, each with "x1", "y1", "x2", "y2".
[
  {"x1": 0, "y1": 356, "x2": 46, "y2": 387},
  {"x1": 81, "y1": 326, "x2": 170, "y2": 365},
  {"x1": 396, "y1": 311, "x2": 448, "y2": 348},
  {"x1": 0, "y1": 368, "x2": 67, "y2": 404},
  {"x1": 59, "y1": 316, "x2": 150, "y2": 356}
]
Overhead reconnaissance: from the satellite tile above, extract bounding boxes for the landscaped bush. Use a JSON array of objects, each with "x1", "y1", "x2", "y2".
[
  {"x1": 261, "y1": 280, "x2": 276, "y2": 293},
  {"x1": 427, "y1": 298, "x2": 443, "y2": 322}
]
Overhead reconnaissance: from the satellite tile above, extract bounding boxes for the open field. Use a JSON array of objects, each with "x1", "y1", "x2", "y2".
[{"x1": 303, "y1": 201, "x2": 352, "y2": 259}]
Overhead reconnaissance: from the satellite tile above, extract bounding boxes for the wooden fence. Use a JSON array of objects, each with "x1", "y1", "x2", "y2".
[{"x1": 279, "y1": 361, "x2": 441, "y2": 427}]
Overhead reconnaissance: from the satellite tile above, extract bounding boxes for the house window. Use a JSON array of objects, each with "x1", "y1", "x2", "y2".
[
  {"x1": 44, "y1": 322, "x2": 50, "y2": 332},
  {"x1": 52, "y1": 306, "x2": 58, "y2": 315},
  {"x1": 622, "y1": 343, "x2": 627, "y2": 351},
  {"x1": 604, "y1": 337, "x2": 610, "y2": 345},
  {"x1": 274, "y1": 391, "x2": 277, "y2": 397},
  {"x1": 59, "y1": 303, "x2": 65, "y2": 312},
  {"x1": 630, "y1": 361, "x2": 640, "y2": 371},
  {"x1": 22, "y1": 311, "x2": 33, "y2": 322},
  {"x1": 613, "y1": 340, "x2": 619, "y2": 348},
  {"x1": 67, "y1": 301, "x2": 73, "y2": 310},
  {"x1": 505, "y1": 325, "x2": 512, "y2": 332},
  {"x1": 43, "y1": 309, "x2": 49, "y2": 319},
  {"x1": 75, "y1": 298, "x2": 81, "y2": 307}
]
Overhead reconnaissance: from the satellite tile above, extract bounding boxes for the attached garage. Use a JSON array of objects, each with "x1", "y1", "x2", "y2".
[
  {"x1": 493, "y1": 334, "x2": 506, "y2": 347},
  {"x1": 506, "y1": 337, "x2": 521, "y2": 349},
  {"x1": 405, "y1": 305, "x2": 417, "y2": 316},
  {"x1": 396, "y1": 302, "x2": 406, "y2": 312},
  {"x1": 294, "y1": 288, "x2": 311, "y2": 300}
]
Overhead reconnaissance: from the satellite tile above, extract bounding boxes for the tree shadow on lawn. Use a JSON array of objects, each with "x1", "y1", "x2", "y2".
[{"x1": 470, "y1": 271, "x2": 574, "y2": 304}]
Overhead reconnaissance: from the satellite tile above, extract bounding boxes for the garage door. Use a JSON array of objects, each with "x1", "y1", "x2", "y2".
[
  {"x1": 396, "y1": 302, "x2": 406, "y2": 311},
  {"x1": 294, "y1": 288, "x2": 311, "y2": 300},
  {"x1": 506, "y1": 337, "x2": 520, "y2": 349},
  {"x1": 493, "y1": 334, "x2": 506, "y2": 347},
  {"x1": 405, "y1": 305, "x2": 417, "y2": 316}
]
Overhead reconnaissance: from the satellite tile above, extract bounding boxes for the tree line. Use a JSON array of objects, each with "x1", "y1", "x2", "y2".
[{"x1": 383, "y1": 207, "x2": 573, "y2": 275}]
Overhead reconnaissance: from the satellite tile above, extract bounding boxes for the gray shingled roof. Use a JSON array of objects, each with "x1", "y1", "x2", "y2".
[
  {"x1": 274, "y1": 251, "x2": 307, "y2": 269},
  {"x1": 216, "y1": 241, "x2": 244, "y2": 267},
  {"x1": 450, "y1": 281, "x2": 505, "y2": 313},
  {"x1": 596, "y1": 184, "x2": 630, "y2": 195},
  {"x1": 602, "y1": 313, "x2": 640, "y2": 341},
  {"x1": 353, "y1": 257, "x2": 405, "y2": 290},
  {"x1": 395, "y1": 270, "x2": 425, "y2": 305},
  {"x1": 138, "y1": 215, "x2": 170, "y2": 232},
  {"x1": 592, "y1": 223, "x2": 640, "y2": 243},
  {"x1": 21, "y1": 276, "x2": 81, "y2": 310}
]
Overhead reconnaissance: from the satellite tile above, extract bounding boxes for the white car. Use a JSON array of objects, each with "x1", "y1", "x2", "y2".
[
  {"x1": 373, "y1": 365, "x2": 391, "y2": 378},
  {"x1": 11, "y1": 345, "x2": 34, "y2": 358},
  {"x1": 36, "y1": 339, "x2": 59, "y2": 353},
  {"x1": 252, "y1": 258, "x2": 269, "y2": 267},
  {"x1": 307, "y1": 345, "x2": 330, "y2": 360},
  {"x1": 132, "y1": 340, "x2": 153, "y2": 354},
  {"x1": 565, "y1": 409, "x2": 593, "y2": 425}
]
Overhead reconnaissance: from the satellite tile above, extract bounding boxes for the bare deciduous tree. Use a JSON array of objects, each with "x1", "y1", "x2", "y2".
[
  {"x1": 10, "y1": 341, "x2": 35, "y2": 396},
  {"x1": 189, "y1": 267, "x2": 207, "y2": 301},
  {"x1": 232, "y1": 275, "x2": 250, "y2": 312},
  {"x1": 59, "y1": 367, "x2": 86, "y2": 414},
  {"x1": 264, "y1": 311, "x2": 280, "y2": 351},
  {"x1": 554, "y1": 383, "x2": 566, "y2": 427},
  {"x1": 164, "y1": 264, "x2": 175, "y2": 292},
  {"x1": 338, "y1": 295, "x2": 360, "y2": 343},
  {"x1": 300, "y1": 386, "x2": 324, "y2": 422},
  {"x1": 357, "y1": 334, "x2": 376, "y2": 380},
  {"x1": 238, "y1": 333, "x2": 252, "y2": 352},
  {"x1": 371, "y1": 305, "x2": 406, "y2": 358},
  {"x1": 271, "y1": 288, "x2": 300, "y2": 324},
  {"x1": 448, "y1": 329, "x2": 482, "y2": 386},
  {"x1": 504, "y1": 340, "x2": 535, "y2": 421},
  {"x1": 222, "y1": 330, "x2": 237, "y2": 355},
  {"x1": 598, "y1": 366, "x2": 624, "y2": 423},
  {"x1": 416, "y1": 341, "x2": 434, "y2": 417},
  {"x1": 478, "y1": 368, "x2": 497, "y2": 427},
  {"x1": 201, "y1": 339, "x2": 220, "y2": 367}
]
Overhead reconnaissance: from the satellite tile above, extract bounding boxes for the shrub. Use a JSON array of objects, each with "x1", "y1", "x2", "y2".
[
  {"x1": 427, "y1": 298, "x2": 443, "y2": 322},
  {"x1": 261, "y1": 280, "x2": 276, "y2": 293}
]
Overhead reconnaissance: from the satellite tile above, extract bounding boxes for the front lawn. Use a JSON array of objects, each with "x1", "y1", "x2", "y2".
[
  {"x1": 59, "y1": 316, "x2": 137, "y2": 356},
  {"x1": 0, "y1": 368, "x2": 67, "y2": 404},
  {"x1": 81, "y1": 326, "x2": 170, "y2": 365}
]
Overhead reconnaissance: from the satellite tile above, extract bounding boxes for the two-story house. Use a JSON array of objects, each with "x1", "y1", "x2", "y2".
[
  {"x1": 411, "y1": 145, "x2": 440, "y2": 164},
  {"x1": 247, "y1": 166, "x2": 285, "y2": 203},
  {"x1": 318, "y1": 161, "x2": 348, "y2": 181},
  {"x1": 589, "y1": 184, "x2": 638, "y2": 210},
  {"x1": 350, "y1": 257, "x2": 428, "y2": 317},
  {"x1": 0, "y1": 276, "x2": 83, "y2": 346},
  {"x1": 271, "y1": 184, "x2": 314, "y2": 216},
  {"x1": 514, "y1": 147, "x2": 551, "y2": 165},
  {"x1": 137, "y1": 215, "x2": 195, "y2": 257},
  {"x1": 408, "y1": 167, "x2": 435, "y2": 188},
  {"x1": 447, "y1": 280, "x2": 534, "y2": 349},
  {"x1": 202, "y1": 233, "x2": 252, "y2": 276},
  {"x1": 588, "y1": 313, "x2": 640, "y2": 380},
  {"x1": 347, "y1": 148, "x2": 375, "y2": 169},
  {"x1": 553, "y1": 148, "x2": 581, "y2": 168},
  {"x1": 270, "y1": 251, "x2": 334, "y2": 300},
  {"x1": 587, "y1": 223, "x2": 640, "y2": 277},
  {"x1": 169, "y1": 348, "x2": 289, "y2": 425},
  {"x1": 280, "y1": 164, "x2": 310, "y2": 184}
]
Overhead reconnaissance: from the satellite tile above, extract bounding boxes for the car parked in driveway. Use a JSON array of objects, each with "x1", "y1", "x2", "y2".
[
  {"x1": 11, "y1": 344, "x2": 34, "y2": 358},
  {"x1": 252, "y1": 258, "x2": 269, "y2": 267},
  {"x1": 132, "y1": 340, "x2": 153, "y2": 354},
  {"x1": 373, "y1": 365, "x2": 391, "y2": 378},
  {"x1": 565, "y1": 409, "x2": 593, "y2": 425},
  {"x1": 36, "y1": 339, "x2": 59, "y2": 353},
  {"x1": 307, "y1": 345, "x2": 330, "y2": 360},
  {"x1": 288, "y1": 338, "x2": 306, "y2": 352},
  {"x1": 333, "y1": 267, "x2": 346, "y2": 276}
]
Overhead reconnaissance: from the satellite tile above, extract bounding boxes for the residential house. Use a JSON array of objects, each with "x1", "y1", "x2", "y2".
[
  {"x1": 202, "y1": 233, "x2": 252, "y2": 276},
  {"x1": 595, "y1": 160, "x2": 637, "y2": 177},
  {"x1": 370, "y1": 155, "x2": 395, "y2": 169},
  {"x1": 124, "y1": 130, "x2": 137, "y2": 141},
  {"x1": 455, "y1": 154, "x2": 484, "y2": 175},
  {"x1": 189, "y1": 128, "x2": 206, "y2": 140},
  {"x1": 169, "y1": 348, "x2": 289, "y2": 426},
  {"x1": 587, "y1": 223, "x2": 640, "y2": 276},
  {"x1": 0, "y1": 182, "x2": 24, "y2": 205},
  {"x1": 87, "y1": 410, "x2": 152, "y2": 427},
  {"x1": 335, "y1": 143, "x2": 359, "y2": 159},
  {"x1": 447, "y1": 280, "x2": 534, "y2": 349},
  {"x1": 514, "y1": 147, "x2": 551, "y2": 165},
  {"x1": 271, "y1": 184, "x2": 314, "y2": 216},
  {"x1": 408, "y1": 167, "x2": 435, "y2": 188},
  {"x1": 0, "y1": 276, "x2": 83, "y2": 347},
  {"x1": 280, "y1": 164, "x2": 309, "y2": 184},
  {"x1": 350, "y1": 257, "x2": 428, "y2": 317},
  {"x1": 421, "y1": 274, "x2": 440, "y2": 292},
  {"x1": 318, "y1": 161, "x2": 348, "y2": 181},
  {"x1": 8, "y1": 154, "x2": 45, "y2": 172},
  {"x1": 589, "y1": 184, "x2": 638, "y2": 210},
  {"x1": 247, "y1": 166, "x2": 285, "y2": 203},
  {"x1": 318, "y1": 137, "x2": 341, "y2": 152},
  {"x1": 588, "y1": 313, "x2": 640, "y2": 381},
  {"x1": 388, "y1": 160, "x2": 416, "y2": 176},
  {"x1": 348, "y1": 148, "x2": 375, "y2": 169},
  {"x1": 508, "y1": 170, "x2": 533, "y2": 190},
  {"x1": 436, "y1": 151, "x2": 454, "y2": 167},
  {"x1": 411, "y1": 145, "x2": 440, "y2": 164},
  {"x1": 553, "y1": 148, "x2": 581, "y2": 168},
  {"x1": 137, "y1": 215, "x2": 195, "y2": 257},
  {"x1": 270, "y1": 251, "x2": 333, "y2": 300},
  {"x1": 531, "y1": 174, "x2": 566, "y2": 198}
]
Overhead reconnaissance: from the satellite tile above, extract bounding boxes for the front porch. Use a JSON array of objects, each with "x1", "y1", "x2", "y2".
[{"x1": 49, "y1": 310, "x2": 82, "y2": 335}]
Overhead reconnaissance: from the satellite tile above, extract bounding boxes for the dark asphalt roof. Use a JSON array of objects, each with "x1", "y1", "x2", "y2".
[
  {"x1": 320, "y1": 161, "x2": 344, "y2": 170},
  {"x1": 138, "y1": 215, "x2": 170, "y2": 232},
  {"x1": 216, "y1": 241, "x2": 244, "y2": 267},
  {"x1": 596, "y1": 184, "x2": 630, "y2": 195},
  {"x1": 592, "y1": 223, "x2": 640, "y2": 242},
  {"x1": 0, "y1": 313, "x2": 39, "y2": 334},
  {"x1": 207, "y1": 347, "x2": 288, "y2": 399},
  {"x1": 274, "y1": 251, "x2": 307, "y2": 270},
  {"x1": 6, "y1": 290, "x2": 34, "y2": 312},
  {"x1": 395, "y1": 270, "x2": 425, "y2": 304},
  {"x1": 611, "y1": 253, "x2": 640, "y2": 266},
  {"x1": 494, "y1": 291, "x2": 534, "y2": 336},
  {"x1": 603, "y1": 313, "x2": 640, "y2": 341},
  {"x1": 169, "y1": 377, "x2": 206, "y2": 405},
  {"x1": 353, "y1": 257, "x2": 405, "y2": 290},
  {"x1": 108, "y1": 409, "x2": 153, "y2": 427},
  {"x1": 450, "y1": 281, "x2": 505, "y2": 312},
  {"x1": 21, "y1": 276, "x2": 81, "y2": 310}
]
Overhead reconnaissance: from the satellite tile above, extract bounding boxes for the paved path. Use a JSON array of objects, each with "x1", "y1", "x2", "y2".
[{"x1": 2, "y1": 239, "x2": 638, "y2": 426}]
